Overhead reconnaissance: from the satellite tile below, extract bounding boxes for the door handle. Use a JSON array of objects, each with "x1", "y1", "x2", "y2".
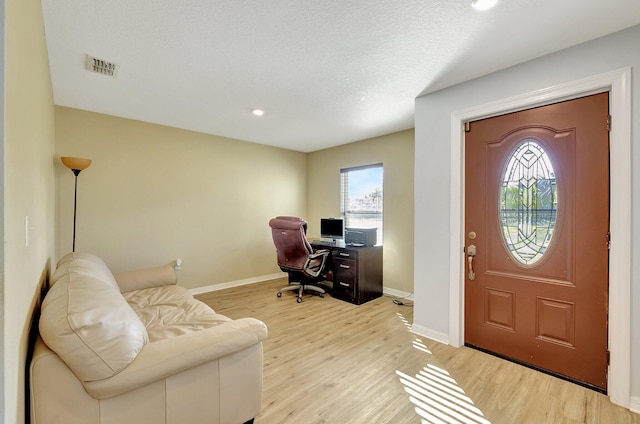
[{"x1": 467, "y1": 244, "x2": 476, "y2": 280}]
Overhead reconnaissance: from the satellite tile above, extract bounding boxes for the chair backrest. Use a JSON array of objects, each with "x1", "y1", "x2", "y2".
[{"x1": 269, "y1": 216, "x2": 313, "y2": 272}]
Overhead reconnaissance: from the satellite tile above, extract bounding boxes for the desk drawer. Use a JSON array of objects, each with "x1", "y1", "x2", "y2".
[
  {"x1": 333, "y1": 250, "x2": 357, "y2": 261},
  {"x1": 310, "y1": 242, "x2": 383, "y2": 305},
  {"x1": 333, "y1": 257, "x2": 356, "y2": 299}
]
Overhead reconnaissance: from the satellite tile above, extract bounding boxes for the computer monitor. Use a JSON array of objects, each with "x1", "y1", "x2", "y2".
[{"x1": 320, "y1": 218, "x2": 344, "y2": 242}]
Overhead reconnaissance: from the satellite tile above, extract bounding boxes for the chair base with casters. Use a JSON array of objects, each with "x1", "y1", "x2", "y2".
[
  {"x1": 277, "y1": 273, "x2": 328, "y2": 303},
  {"x1": 277, "y1": 282, "x2": 325, "y2": 303}
]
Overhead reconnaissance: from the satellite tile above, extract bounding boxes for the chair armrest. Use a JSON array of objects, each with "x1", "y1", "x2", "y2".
[
  {"x1": 309, "y1": 249, "x2": 329, "y2": 258},
  {"x1": 305, "y1": 249, "x2": 329, "y2": 277},
  {"x1": 83, "y1": 318, "x2": 268, "y2": 399},
  {"x1": 114, "y1": 264, "x2": 177, "y2": 293}
]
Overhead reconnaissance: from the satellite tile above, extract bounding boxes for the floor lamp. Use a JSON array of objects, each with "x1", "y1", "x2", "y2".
[{"x1": 61, "y1": 157, "x2": 92, "y2": 252}]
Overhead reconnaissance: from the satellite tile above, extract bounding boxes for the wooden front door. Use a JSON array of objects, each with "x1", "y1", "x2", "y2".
[{"x1": 464, "y1": 93, "x2": 610, "y2": 390}]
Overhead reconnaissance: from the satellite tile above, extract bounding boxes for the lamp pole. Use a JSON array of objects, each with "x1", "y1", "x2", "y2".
[
  {"x1": 71, "y1": 168, "x2": 81, "y2": 252},
  {"x1": 61, "y1": 157, "x2": 92, "y2": 252}
]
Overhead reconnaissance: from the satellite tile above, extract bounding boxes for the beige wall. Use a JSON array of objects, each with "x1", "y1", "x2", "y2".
[
  {"x1": 55, "y1": 107, "x2": 307, "y2": 289},
  {"x1": 55, "y1": 108, "x2": 415, "y2": 296},
  {"x1": 6, "y1": 0, "x2": 57, "y2": 422},
  {"x1": 307, "y1": 130, "x2": 415, "y2": 294}
]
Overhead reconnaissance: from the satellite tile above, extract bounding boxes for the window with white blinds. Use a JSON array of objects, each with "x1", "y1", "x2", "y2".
[{"x1": 340, "y1": 164, "x2": 383, "y2": 245}]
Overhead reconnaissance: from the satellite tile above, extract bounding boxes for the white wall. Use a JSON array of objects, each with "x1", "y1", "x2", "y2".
[{"x1": 414, "y1": 25, "x2": 640, "y2": 404}]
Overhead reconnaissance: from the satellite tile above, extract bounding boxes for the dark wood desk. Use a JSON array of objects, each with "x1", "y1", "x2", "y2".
[{"x1": 311, "y1": 241, "x2": 383, "y2": 305}]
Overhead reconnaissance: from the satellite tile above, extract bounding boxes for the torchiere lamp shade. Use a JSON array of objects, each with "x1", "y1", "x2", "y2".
[{"x1": 61, "y1": 157, "x2": 92, "y2": 172}]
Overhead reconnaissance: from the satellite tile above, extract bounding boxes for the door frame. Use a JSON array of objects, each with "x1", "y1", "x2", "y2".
[{"x1": 448, "y1": 68, "x2": 631, "y2": 407}]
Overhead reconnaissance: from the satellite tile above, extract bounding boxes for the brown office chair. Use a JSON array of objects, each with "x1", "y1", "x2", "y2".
[{"x1": 269, "y1": 216, "x2": 330, "y2": 303}]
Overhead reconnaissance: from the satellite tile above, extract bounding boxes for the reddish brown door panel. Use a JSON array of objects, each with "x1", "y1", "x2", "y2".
[{"x1": 464, "y1": 93, "x2": 610, "y2": 390}]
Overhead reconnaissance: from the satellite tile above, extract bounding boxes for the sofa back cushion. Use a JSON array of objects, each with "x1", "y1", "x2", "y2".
[{"x1": 39, "y1": 253, "x2": 149, "y2": 382}]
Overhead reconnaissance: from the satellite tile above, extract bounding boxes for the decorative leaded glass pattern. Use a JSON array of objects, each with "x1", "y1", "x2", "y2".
[{"x1": 500, "y1": 139, "x2": 558, "y2": 265}]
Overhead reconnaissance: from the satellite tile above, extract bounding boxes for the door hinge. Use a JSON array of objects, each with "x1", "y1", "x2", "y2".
[
  {"x1": 606, "y1": 114, "x2": 611, "y2": 132},
  {"x1": 464, "y1": 122, "x2": 470, "y2": 132},
  {"x1": 606, "y1": 232, "x2": 611, "y2": 250},
  {"x1": 606, "y1": 349, "x2": 611, "y2": 365}
]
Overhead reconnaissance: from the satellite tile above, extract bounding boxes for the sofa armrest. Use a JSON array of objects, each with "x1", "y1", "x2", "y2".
[
  {"x1": 82, "y1": 317, "x2": 268, "y2": 399},
  {"x1": 114, "y1": 264, "x2": 177, "y2": 293}
]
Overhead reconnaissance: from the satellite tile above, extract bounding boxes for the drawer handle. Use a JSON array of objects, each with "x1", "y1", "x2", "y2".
[
  {"x1": 339, "y1": 264, "x2": 350, "y2": 269},
  {"x1": 339, "y1": 282, "x2": 350, "y2": 287},
  {"x1": 339, "y1": 253, "x2": 351, "y2": 257}
]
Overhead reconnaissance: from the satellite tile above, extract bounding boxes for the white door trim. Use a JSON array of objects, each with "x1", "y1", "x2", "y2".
[{"x1": 448, "y1": 67, "x2": 631, "y2": 408}]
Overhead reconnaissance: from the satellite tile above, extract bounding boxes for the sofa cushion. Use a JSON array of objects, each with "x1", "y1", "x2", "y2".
[
  {"x1": 39, "y1": 253, "x2": 149, "y2": 382},
  {"x1": 123, "y1": 285, "x2": 233, "y2": 342},
  {"x1": 123, "y1": 284, "x2": 192, "y2": 308}
]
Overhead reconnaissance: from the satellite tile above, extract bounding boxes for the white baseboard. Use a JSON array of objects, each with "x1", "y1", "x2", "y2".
[
  {"x1": 189, "y1": 272, "x2": 287, "y2": 296},
  {"x1": 383, "y1": 287, "x2": 413, "y2": 299},
  {"x1": 410, "y1": 323, "x2": 450, "y2": 345},
  {"x1": 191, "y1": 275, "x2": 412, "y2": 300},
  {"x1": 630, "y1": 396, "x2": 640, "y2": 414}
]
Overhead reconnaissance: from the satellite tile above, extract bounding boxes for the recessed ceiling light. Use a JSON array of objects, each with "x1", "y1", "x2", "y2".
[
  {"x1": 472, "y1": 0, "x2": 498, "y2": 11},
  {"x1": 252, "y1": 108, "x2": 265, "y2": 117}
]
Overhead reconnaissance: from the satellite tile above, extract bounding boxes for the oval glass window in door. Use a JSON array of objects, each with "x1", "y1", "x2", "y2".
[{"x1": 500, "y1": 139, "x2": 558, "y2": 265}]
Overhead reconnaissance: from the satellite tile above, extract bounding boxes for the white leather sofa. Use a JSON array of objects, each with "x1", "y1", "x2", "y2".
[{"x1": 30, "y1": 252, "x2": 267, "y2": 424}]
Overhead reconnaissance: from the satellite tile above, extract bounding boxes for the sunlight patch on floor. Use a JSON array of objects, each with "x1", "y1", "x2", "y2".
[
  {"x1": 412, "y1": 338, "x2": 432, "y2": 354},
  {"x1": 396, "y1": 313, "x2": 491, "y2": 424}
]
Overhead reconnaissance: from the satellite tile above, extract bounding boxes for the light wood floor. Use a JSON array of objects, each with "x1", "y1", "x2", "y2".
[{"x1": 196, "y1": 278, "x2": 639, "y2": 424}]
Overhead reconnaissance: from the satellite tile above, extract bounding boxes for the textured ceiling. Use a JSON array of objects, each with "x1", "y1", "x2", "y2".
[{"x1": 41, "y1": 0, "x2": 640, "y2": 152}]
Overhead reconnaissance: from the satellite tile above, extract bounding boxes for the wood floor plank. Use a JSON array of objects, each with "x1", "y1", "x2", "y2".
[{"x1": 196, "y1": 278, "x2": 639, "y2": 424}]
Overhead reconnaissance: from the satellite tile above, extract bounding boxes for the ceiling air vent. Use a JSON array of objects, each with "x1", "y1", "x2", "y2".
[{"x1": 86, "y1": 55, "x2": 119, "y2": 77}]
